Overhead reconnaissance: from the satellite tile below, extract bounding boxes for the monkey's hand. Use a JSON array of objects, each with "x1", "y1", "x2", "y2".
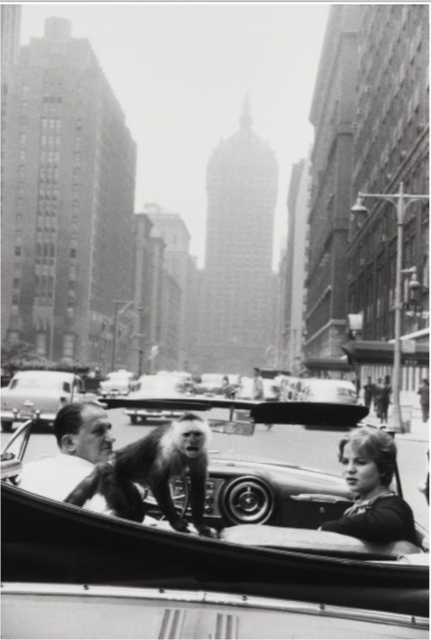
[
  {"x1": 196, "y1": 524, "x2": 220, "y2": 539},
  {"x1": 171, "y1": 517, "x2": 192, "y2": 534}
]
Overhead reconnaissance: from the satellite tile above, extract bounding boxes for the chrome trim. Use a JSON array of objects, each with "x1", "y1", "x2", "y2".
[{"x1": 1, "y1": 583, "x2": 428, "y2": 629}]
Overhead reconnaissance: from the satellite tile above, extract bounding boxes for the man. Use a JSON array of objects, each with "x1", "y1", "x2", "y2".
[
  {"x1": 374, "y1": 378, "x2": 383, "y2": 418},
  {"x1": 418, "y1": 378, "x2": 430, "y2": 423},
  {"x1": 252, "y1": 367, "x2": 264, "y2": 400},
  {"x1": 363, "y1": 376, "x2": 375, "y2": 409},
  {"x1": 379, "y1": 376, "x2": 392, "y2": 423},
  {"x1": 252, "y1": 367, "x2": 273, "y2": 430},
  {"x1": 19, "y1": 401, "x2": 115, "y2": 512}
]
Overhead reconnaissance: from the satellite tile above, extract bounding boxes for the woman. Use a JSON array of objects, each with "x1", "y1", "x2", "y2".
[{"x1": 320, "y1": 427, "x2": 417, "y2": 544}]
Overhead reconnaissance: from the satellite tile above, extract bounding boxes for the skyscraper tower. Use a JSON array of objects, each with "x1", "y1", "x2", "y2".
[
  {"x1": 1, "y1": 17, "x2": 136, "y2": 369},
  {"x1": 199, "y1": 98, "x2": 278, "y2": 373},
  {"x1": 1, "y1": 5, "x2": 21, "y2": 70}
]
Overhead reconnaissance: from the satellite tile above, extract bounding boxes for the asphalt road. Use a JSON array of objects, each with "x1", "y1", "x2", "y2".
[{"x1": 2, "y1": 406, "x2": 429, "y2": 529}]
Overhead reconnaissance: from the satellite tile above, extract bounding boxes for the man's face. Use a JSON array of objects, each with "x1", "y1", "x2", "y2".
[{"x1": 72, "y1": 405, "x2": 115, "y2": 464}]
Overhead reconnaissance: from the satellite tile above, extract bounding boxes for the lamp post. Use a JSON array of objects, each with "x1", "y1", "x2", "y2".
[{"x1": 351, "y1": 181, "x2": 429, "y2": 431}]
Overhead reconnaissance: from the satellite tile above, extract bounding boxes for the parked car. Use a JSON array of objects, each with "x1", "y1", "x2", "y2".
[
  {"x1": 99, "y1": 369, "x2": 136, "y2": 397},
  {"x1": 298, "y1": 378, "x2": 359, "y2": 405},
  {"x1": 195, "y1": 373, "x2": 228, "y2": 396},
  {"x1": 156, "y1": 370, "x2": 196, "y2": 394},
  {"x1": 123, "y1": 374, "x2": 193, "y2": 424},
  {"x1": 1, "y1": 399, "x2": 428, "y2": 638},
  {"x1": 0, "y1": 370, "x2": 98, "y2": 432}
]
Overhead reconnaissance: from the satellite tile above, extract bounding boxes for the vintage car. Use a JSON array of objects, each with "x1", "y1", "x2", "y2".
[
  {"x1": 194, "y1": 372, "x2": 229, "y2": 396},
  {"x1": 280, "y1": 376, "x2": 358, "y2": 405},
  {"x1": 124, "y1": 374, "x2": 197, "y2": 424},
  {"x1": 99, "y1": 369, "x2": 137, "y2": 397},
  {"x1": 1, "y1": 400, "x2": 429, "y2": 638},
  {"x1": 0, "y1": 369, "x2": 99, "y2": 432}
]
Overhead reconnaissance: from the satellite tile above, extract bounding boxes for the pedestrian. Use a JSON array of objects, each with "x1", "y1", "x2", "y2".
[
  {"x1": 417, "y1": 378, "x2": 429, "y2": 423},
  {"x1": 374, "y1": 378, "x2": 383, "y2": 418},
  {"x1": 379, "y1": 376, "x2": 392, "y2": 423},
  {"x1": 251, "y1": 367, "x2": 264, "y2": 400},
  {"x1": 221, "y1": 375, "x2": 234, "y2": 398},
  {"x1": 363, "y1": 376, "x2": 375, "y2": 409},
  {"x1": 252, "y1": 367, "x2": 272, "y2": 430}
]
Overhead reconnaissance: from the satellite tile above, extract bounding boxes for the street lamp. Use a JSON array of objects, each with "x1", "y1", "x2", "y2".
[{"x1": 351, "y1": 181, "x2": 429, "y2": 431}]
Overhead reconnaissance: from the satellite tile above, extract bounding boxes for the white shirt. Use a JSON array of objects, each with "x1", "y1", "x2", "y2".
[
  {"x1": 18, "y1": 452, "x2": 112, "y2": 514},
  {"x1": 252, "y1": 375, "x2": 264, "y2": 400}
]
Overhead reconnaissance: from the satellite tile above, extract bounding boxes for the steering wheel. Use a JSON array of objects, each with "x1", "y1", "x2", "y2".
[{"x1": 143, "y1": 472, "x2": 190, "y2": 520}]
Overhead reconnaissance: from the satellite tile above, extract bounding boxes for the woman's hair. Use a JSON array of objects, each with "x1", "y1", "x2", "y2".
[{"x1": 338, "y1": 426, "x2": 397, "y2": 486}]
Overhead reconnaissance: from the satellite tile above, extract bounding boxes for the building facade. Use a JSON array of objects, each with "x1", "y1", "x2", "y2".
[
  {"x1": 198, "y1": 98, "x2": 278, "y2": 374},
  {"x1": 145, "y1": 203, "x2": 192, "y2": 370},
  {"x1": 281, "y1": 154, "x2": 311, "y2": 374},
  {"x1": 347, "y1": 4, "x2": 429, "y2": 390},
  {"x1": 306, "y1": 5, "x2": 360, "y2": 370},
  {"x1": 1, "y1": 18, "x2": 136, "y2": 369},
  {"x1": 1, "y1": 5, "x2": 21, "y2": 70}
]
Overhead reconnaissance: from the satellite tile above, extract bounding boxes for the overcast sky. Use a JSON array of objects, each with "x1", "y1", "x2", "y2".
[{"x1": 20, "y1": 3, "x2": 330, "y2": 268}]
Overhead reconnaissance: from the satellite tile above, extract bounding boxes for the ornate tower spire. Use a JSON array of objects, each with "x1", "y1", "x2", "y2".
[{"x1": 239, "y1": 93, "x2": 253, "y2": 131}]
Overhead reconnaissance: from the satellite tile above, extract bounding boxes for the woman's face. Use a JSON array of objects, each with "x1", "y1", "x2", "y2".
[{"x1": 340, "y1": 442, "x2": 383, "y2": 499}]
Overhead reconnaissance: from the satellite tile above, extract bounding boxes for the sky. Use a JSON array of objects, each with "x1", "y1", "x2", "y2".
[{"x1": 19, "y1": 2, "x2": 330, "y2": 269}]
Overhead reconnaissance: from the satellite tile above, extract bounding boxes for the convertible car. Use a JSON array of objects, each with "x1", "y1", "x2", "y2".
[{"x1": 1, "y1": 399, "x2": 429, "y2": 638}]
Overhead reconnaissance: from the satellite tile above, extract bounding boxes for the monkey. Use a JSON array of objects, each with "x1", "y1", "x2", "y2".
[{"x1": 64, "y1": 413, "x2": 218, "y2": 537}]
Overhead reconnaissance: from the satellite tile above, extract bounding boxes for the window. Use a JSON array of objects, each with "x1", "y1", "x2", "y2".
[{"x1": 63, "y1": 334, "x2": 75, "y2": 358}]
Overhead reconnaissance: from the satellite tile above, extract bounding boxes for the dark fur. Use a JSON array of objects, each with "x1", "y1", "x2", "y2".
[{"x1": 65, "y1": 417, "x2": 213, "y2": 536}]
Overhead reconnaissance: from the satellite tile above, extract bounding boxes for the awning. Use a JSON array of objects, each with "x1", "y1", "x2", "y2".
[
  {"x1": 342, "y1": 340, "x2": 429, "y2": 366},
  {"x1": 303, "y1": 358, "x2": 353, "y2": 372}
]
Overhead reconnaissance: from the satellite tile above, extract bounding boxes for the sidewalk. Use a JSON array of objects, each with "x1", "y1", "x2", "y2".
[
  {"x1": 363, "y1": 405, "x2": 429, "y2": 443},
  {"x1": 400, "y1": 407, "x2": 429, "y2": 443}
]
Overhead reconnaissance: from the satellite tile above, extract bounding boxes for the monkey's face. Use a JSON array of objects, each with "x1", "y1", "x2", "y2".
[{"x1": 179, "y1": 429, "x2": 206, "y2": 458}]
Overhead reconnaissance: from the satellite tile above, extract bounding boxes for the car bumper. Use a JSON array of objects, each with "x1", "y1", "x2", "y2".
[{"x1": 1, "y1": 409, "x2": 57, "y2": 423}]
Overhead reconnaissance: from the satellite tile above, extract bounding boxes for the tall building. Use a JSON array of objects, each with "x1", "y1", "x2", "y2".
[
  {"x1": 347, "y1": 5, "x2": 429, "y2": 387},
  {"x1": 144, "y1": 203, "x2": 192, "y2": 370},
  {"x1": 1, "y1": 5, "x2": 21, "y2": 70},
  {"x1": 199, "y1": 97, "x2": 278, "y2": 374},
  {"x1": 131, "y1": 212, "x2": 156, "y2": 376},
  {"x1": 306, "y1": 6, "x2": 360, "y2": 371},
  {"x1": 281, "y1": 154, "x2": 311, "y2": 374},
  {"x1": 1, "y1": 17, "x2": 136, "y2": 368}
]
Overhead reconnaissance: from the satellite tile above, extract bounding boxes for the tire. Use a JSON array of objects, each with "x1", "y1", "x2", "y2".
[
  {"x1": 130, "y1": 415, "x2": 139, "y2": 425},
  {"x1": 1, "y1": 420, "x2": 13, "y2": 432}
]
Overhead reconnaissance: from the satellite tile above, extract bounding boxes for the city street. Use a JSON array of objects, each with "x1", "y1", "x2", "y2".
[{"x1": 2, "y1": 406, "x2": 428, "y2": 530}]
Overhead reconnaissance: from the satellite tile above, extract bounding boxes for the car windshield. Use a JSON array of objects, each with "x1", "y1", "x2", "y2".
[{"x1": 10, "y1": 377, "x2": 69, "y2": 391}]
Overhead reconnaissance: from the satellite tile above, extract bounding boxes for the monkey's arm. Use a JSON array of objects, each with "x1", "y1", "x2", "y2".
[
  {"x1": 64, "y1": 464, "x2": 107, "y2": 507},
  {"x1": 148, "y1": 469, "x2": 190, "y2": 533},
  {"x1": 189, "y1": 467, "x2": 219, "y2": 539}
]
